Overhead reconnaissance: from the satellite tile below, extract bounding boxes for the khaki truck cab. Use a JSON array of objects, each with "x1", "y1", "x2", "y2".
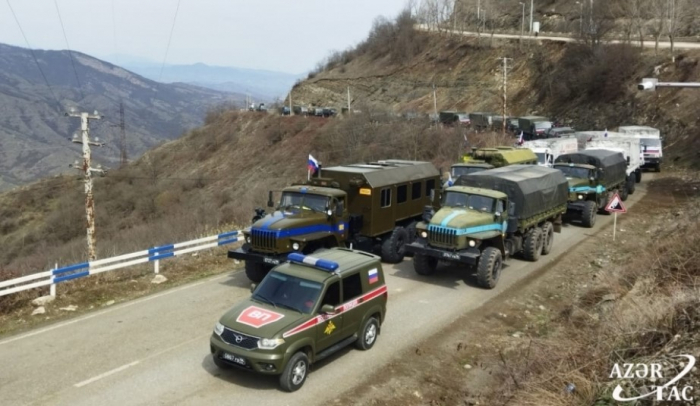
[
  {"x1": 229, "y1": 160, "x2": 440, "y2": 282},
  {"x1": 211, "y1": 248, "x2": 387, "y2": 392},
  {"x1": 406, "y1": 165, "x2": 568, "y2": 289}
]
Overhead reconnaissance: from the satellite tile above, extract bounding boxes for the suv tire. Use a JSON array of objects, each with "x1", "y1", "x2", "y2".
[
  {"x1": 541, "y1": 222, "x2": 554, "y2": 255},
  {"x1": 381, "y1": 227, "x2": 408, "y2": 263},
  {"x1": 245, "y1": 261, "x2": 270, "y2": 283},
  {"x1": 523, "y1": 228, "x2": 543, "y2": 261},
  {"x1": 581, "y1": 200, "x2": 597, "y2": 228},
  {"x1": 355, "y1": 317, "x2": 379, "y2": 350},
  {"x1": 280, "y1": 352, "x2": 309, "y2": 392},
  {"x1": 476, "y1": 247, "x2": 502, "y2": 289},
  {"x1": 413, "y1": 253, "x2": 438, "y2": 275}
]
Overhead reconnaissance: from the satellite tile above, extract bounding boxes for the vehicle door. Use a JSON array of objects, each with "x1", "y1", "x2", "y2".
[
  {"x1": 339, "y1": 270, "x2": 366, "y2": 338},
  {"x1": 331, "y1": 197, "x2": 348, "y2": 241},
  {"x1": 316, "y1": 281, "x2": 343, "y2": 351}
]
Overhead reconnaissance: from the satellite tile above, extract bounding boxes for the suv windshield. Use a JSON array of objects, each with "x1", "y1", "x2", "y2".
[
  {"x1": 452, "y1": 166, "x2": 487, "y2": 177},
  {"x1": 442, "y1": 192, "x2": 495, "y2": 212},
  {"x1": 253, "y1": 271, "x2": 322, "y2": 314},
  {"x1": 279, "y1": 192, "x2": 329, "y2": 213},
  {"x1": 555, "y1": 165, "x2": 593, "y2": 179}
]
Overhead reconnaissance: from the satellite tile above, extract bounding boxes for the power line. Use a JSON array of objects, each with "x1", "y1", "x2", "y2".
[
  {"x1": 53, "y1": 0, "x2": 85, "y2": 101},
  {"x1": 5, "y1": 0, "x2": 63, "y2": 113},
  {"x1": 158, "y1": 0, "x2": 182, "y2": 82}
]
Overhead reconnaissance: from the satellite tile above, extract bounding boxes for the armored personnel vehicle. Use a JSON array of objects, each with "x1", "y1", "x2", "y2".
[{"x1": 229, "y1": 160, "x2": 440, "y2": 282}]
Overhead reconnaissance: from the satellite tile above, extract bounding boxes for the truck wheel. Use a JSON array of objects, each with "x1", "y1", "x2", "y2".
[
  {"x1": 619, "y1": 185, "x2": 629, "y2": 202},
  {"x1": 635, "y1": 170, "x2": 642, "y2": 183},
  {"x1": 476, "y1": 247, "x2": 502, "y2": 289},
  {"x1": 523, "y1": 228, "x2": 543, "y2": 261},
  {"x1": 413, "y1": 253, "x2": 438, "y2": 275},
  {"x1": 541, "y1": 222, "x2": 554, "y2": 255},
  {"x1": 581, "y1": 200, "x2": 597, "y2": 228},
  {"x1": 628, "y1": 176, "x2": 636, "y2": 195},
  {"x1": 405, "y1": 222, "x2": 418, "y2": 257},
  {"x1": 655, "y1": 163, "x2": 661, "y2": 173},
  {"x1": 244, "y1": 261, "x2": 269, "y2": 283},
  {"x1": 279, "y1": 352, "x2": 309, "y2": 392},
  {"x1": 355, "y1": 317, "x2": 379, "y2": 350},
  {"x1": 381, "y1": 227, "x2": 409, "y2": 263}
]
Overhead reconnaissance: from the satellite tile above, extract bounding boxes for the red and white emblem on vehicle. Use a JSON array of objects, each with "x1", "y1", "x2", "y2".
[{"x1": 236, "y1": 306, "x2": 285, "y2": 328}]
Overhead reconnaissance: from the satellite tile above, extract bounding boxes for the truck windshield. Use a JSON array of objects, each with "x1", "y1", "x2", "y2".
[
  {"x1": 442, "y1": 192, "x2": 495, "y2": 213},
  {"x1": 451, "y1": 166, "x2": 487, "y2": 177},
  {"x1": 535, "y1": 153, "x2": 547, "y2": 165},
  {"x1": 253, "y1": 271, "x2": 323, "y2": 314},
  {"x1": 279, "y1": 192, "x2": 328, "y2": 213},
  {"x1": 534, "y1": 121, "x2": 553, "y2": 129},
  {"x1": 555, "y1": 165, "x2": 593, "y2": 179},
  {"x1": 641, "y1": 138, "x2": 661, "y2": 148}
]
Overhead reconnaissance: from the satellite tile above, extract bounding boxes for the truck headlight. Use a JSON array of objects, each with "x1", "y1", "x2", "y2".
[
  {"x1": 258, "y1": 338, "x2": 285, "y2": 349},
  {"x1": 468, "y1": 240, "x2": 476, "y2": 247},
  {"x1": 214, "y1": 322, "x2": 224, "y2": 336},
  {"x1": 246, "y1": 236, "x2": 252, "y2": 244},
  {"x1": 421, "y1": 231, "x2": 428, "y2": 239},
  {"x1": 292, "y1": 242, "x2": 300, "y2": 251},
  {"x1": 577, "y1": 194, "x2": 584, "y2": 200}
]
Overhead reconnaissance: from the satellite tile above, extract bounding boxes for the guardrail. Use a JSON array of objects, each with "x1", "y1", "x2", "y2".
[{"x1": 0, "y1": 230, "x2": 243, "y2": 298}]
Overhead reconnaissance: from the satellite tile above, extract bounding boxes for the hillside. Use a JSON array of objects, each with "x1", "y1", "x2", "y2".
[{"x1": 0, "y1": 43, "x2": 238, "y2": 191}]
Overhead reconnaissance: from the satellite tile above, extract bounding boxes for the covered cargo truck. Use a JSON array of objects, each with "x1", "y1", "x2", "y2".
[
  {"x1": 521, "y1": 137, "x2": 578, "y2": 167},
  {"x1": 451, "y1": 147, "x2": 537, "y2": 179},
  {"x1": 406, "y1": 165, "x2": 568, "y2": 289},
  {"x1": 469, "y1": 112, "x2": 496, "y2": 130},
  {"x1": 617, "y1": 126, "x2": 663, "y2": 172},
  {"x1": 585, "y1": 137, "x2": 643, "y2": 194},
  {"x1": 230, "y1": 160, "x2": 441, "y2": 282},
  {"x1": 553, "y1": 150, "x2": 627, "y2": 228},
  {"x1": 518, "y1": 116, "x2": 551, "y2": 139}
]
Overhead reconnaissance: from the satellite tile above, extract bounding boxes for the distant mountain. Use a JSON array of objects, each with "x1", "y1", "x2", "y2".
[
  {"x1": 114, "y1": 60, "x2": 302, "y2": 101},
  {"x1": 0, "y1": 43, "x2": 239, "y2": 191}
]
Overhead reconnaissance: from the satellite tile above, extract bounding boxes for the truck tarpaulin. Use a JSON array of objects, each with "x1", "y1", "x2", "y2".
[{"x1": 555, "y1": 149, "x2": 627, "y2": 186}]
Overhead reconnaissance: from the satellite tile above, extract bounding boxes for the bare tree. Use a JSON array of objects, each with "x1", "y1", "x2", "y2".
[
  {"x1": 648, "y1": 0, "x2": 667, "y2": 55},
  {"x1": 630, "y1": 0, "x2": 650, "y2": 48},
  {"x1": 667, "y1": 0, "x2": 690, "y2": 59}
]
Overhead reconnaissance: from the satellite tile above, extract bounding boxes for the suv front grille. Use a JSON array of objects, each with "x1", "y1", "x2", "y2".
[
  {"x1": 221, "y1": 328, "x2": 259, "y2": 350},
  {"x1": 251, "y1": 229, "x2": 277, "y2": 251},
  {"x1": 428, "y1": 225, "x2": 457, "y2": 246}
]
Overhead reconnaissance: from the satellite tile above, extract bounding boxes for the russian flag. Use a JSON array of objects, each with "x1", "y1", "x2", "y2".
[
  {"x1": 368, "y1": 268, "x2": 379, "y2": 284},
  {"x1": 517, "y1": 131, "x2": 524, "y2": 145},
  {"x1": 308, "y1": 154, "x2": 319, "y2": 173}
]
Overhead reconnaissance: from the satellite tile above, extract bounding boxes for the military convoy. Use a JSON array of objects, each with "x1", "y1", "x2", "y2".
[
  {"x1": 406, "y1": 165, "x2": 568, "y2": 289},
  {"x1": 230, "y1": 160, "x2": 440, "y2": 282},
  {"x1": 553, "y1": 150, "x2": 628, "y2": 228}
]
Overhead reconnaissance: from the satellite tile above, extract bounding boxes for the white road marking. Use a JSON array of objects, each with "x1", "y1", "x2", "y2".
[
  {"x1": 74, "y1": 361, "x2": 141, "y2": 388},
  {"x1": 0, "y1": 274, "x2": 231, "y2": 347}
]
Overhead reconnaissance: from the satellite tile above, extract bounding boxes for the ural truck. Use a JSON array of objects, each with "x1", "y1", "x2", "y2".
[
  {"x1": 469, "y1": 112, "x2": 496, "y2": 130},
  {"x1": 586, "y1": 137, "x2": 644, "y2": 193},
  {"x1": 521, "y1": 137, "x2": 578, "y2": 167},
  {"x1": 576, "y1": 131, "x2": 645, "y2": 183},
  {"x1": 553, "y1": 150, "x2": 628, "y2": 228},
  {"x1": 451, "y1": 147, "x2": 538, "y2": 178},
  {"x1": 229, "y1": 160, "x2": 441, "y2": 282},
  {"x1": 406, "y1": 165, "x2": 568, "y2": 289},
  {"x1": 518, "y1": 116, "x2": 551, "y2": 140},
  {"x1": 617, "y1": 126, "x2": 663, "y2": 172}
]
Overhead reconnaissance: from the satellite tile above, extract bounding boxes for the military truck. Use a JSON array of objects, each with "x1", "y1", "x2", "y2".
[
  {"x1": 406, "y1": 165, "x2": 568, "y2": 289},
  {"x1": 469, "y1": 112, "x2": 496, "y2": 130},
  {"x1": 553, "y1": 150, "x2": 628, "y2": 228},
  {"x1": 521, "y1": 137, "x2": 578, "y2": 167},
  {"x1": 585, "y1": 137, "x2": 643, "y2": 194},
  {"x1": 229, "y1": 160, "x2": 441, "y2": 282},
  {"x1": 211, "y1": 248, "x2": 387, "y2": 392},
  {"x1": 518, "y1": 116, "x2": 550, "y2": 139},
  {"x1": 439, "y1": 111, "x2": 468, "y2": 126},
  {"x1": 451, "y1": 147, "x2": 537, "y2": 179}
]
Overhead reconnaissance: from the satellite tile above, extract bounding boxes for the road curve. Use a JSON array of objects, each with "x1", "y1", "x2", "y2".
[
  {"x1": 0, "y1": 178, "x2": 651, "y2": 406},
  {"x1": 415, "y1": 24, "x2": 700, "y2": 50}
]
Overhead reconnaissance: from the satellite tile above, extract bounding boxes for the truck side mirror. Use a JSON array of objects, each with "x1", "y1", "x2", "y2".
[
  {"x1": 267, "y1": 191, "x2": 274, "y2": 208},
  {"x1": 494, "y1": 212, "x2": 502, "y2": 218},
  {"x1": 250, "y1": 283, "x2": 257, "y2": 293},
  {"x1": 321, "y1": 304, "x2": 336, "y2": 314}
]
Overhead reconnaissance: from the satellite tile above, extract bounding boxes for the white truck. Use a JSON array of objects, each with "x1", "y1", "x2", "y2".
[
  {"x1": 617, "y1": 126, "x2": 663, "y2": 173},
  {"x1": 521, "y1": 137, "x2": 578, "y2": 167},
  {"x1": 585, "y1": 136, "x2": 644, "y2": 195}
]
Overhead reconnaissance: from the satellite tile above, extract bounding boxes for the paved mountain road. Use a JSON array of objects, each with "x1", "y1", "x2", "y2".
[{"x1": 0, "y1": 179, "x2": 650, "y2": 406}]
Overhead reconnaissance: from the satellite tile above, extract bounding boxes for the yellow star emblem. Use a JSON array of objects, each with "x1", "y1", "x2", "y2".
[{"x1": 324, "y1": 320, "x2": 336, "y2": 335}]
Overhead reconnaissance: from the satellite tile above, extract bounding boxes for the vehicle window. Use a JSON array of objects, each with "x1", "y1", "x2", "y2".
[
  {"x1": 397, "y1": 185, "x2": 407, "y2": 204},
  {"x1": 426, "y1": 179, "x2": 436, "y2": 197},
  {"x1": 342, "y1": 273, "x2": 363, "y2": 302},
  {"x1": 411, "y1": 182, "x2": 422, "y2": 200},
  {"x1": 496, "y1": 200, "x2": 505, "y2": 214},
  {"x1": 380, "y1": 188, "x2": 391, "y2": 208},
  {"x1": 254, "y1": 271, "x2": 323, "y2": 314},
  {"x1": 442, "y1": 192, "x2": 495, "y2": 213},
  {"x1": 452, "y1": 167, "x2": 485, "y2": 177},
  {"x1": 279, "y1": 192, "x2": 329, "y2": 213},
  {"x1": 535, "y1": 153, "x2": 546, "y2": 165},
  {"x1": 554, "y1": 165, "x2": 593, "y2": 179},
  {"x1": 320, "y1": 281, "x2": 341, "y2": 307}
]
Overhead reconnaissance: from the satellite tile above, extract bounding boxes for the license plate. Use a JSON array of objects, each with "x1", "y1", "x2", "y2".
[
  {"x1": 442, "y1": 252, "x2": 460, "y2": 260},
  {"x1": 263, "y1": 258, "x2": 279, "y2": 265},
  {"x1": 222, "y1": 352, "x2": 247, "y2": 366}
]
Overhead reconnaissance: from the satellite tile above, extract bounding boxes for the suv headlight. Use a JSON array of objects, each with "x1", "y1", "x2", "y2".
[
  {"x1": 214, "y1": 322, "x2": 224, "y2": 336},
  {"x1": 421, "y1": 231, "x2": 428, "y2": 239},
  {"x1": 258, "y1": 338, "x2": 285, "y2": 349},
  {"x1": 292, "y1": 242, "x2": 300, "y2": 251}
]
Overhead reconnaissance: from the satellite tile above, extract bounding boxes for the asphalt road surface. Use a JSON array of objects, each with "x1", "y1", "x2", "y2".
[{"x1": 0, "y1": 177, "x2": 651, "y2": 406}]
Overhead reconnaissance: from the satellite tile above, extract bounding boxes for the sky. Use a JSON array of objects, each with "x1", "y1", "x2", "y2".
[{"x1": 0, "y1": 0, "x2": 410, "y2": 74}]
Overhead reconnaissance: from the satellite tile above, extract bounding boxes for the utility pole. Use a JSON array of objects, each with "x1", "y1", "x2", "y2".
[
  {"x1": 66, "y1": 109, "x2": 104, "y2": 261},
  {"x1": 432, "y1": 84, "x2": 438, "y2": 118},
  {"x1": 529, "y1": 0, "x2": 534, "y2": 34},
  {"x1": 347, "y1": 86, "x2": 351, "y2": 113},
  {"x1": 498, "y1": 57, "x2": 512, "y2": 136}
]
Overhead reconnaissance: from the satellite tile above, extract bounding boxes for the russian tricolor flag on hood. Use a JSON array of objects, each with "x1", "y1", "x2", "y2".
[{"x1": 308, "y1": 154, "x2": 319, "y2": 173}]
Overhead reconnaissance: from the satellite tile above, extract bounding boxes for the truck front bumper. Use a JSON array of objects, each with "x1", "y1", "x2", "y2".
[
  {"x1": 566, "y1": 200, "x2": 589, "y2": 213},
  {"x1": 642, "y1": 157, "x2": 661, "y2": 168},
  {"x1": 228, "y1": 244, "x2": 289, "y2": 267},
  {"x1": 210, "y1": 333, "x2": 285, "y2": 375},
  {"x1": 405, "y1": 240, "x2": 480, "y2": 265}
]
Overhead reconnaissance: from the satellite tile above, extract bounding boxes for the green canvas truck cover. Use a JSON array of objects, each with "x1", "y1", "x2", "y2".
[
  {"x1": 454, "y1": 165, "x2": 568, "y2": 220},
  {"x1": 554, "y1": 149, "x2": 627, "y2": 186}
]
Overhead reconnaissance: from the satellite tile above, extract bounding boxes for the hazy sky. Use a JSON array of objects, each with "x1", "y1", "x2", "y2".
[{"x1": 0, "y1": 0, "x2": 409, "y2": 74}]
